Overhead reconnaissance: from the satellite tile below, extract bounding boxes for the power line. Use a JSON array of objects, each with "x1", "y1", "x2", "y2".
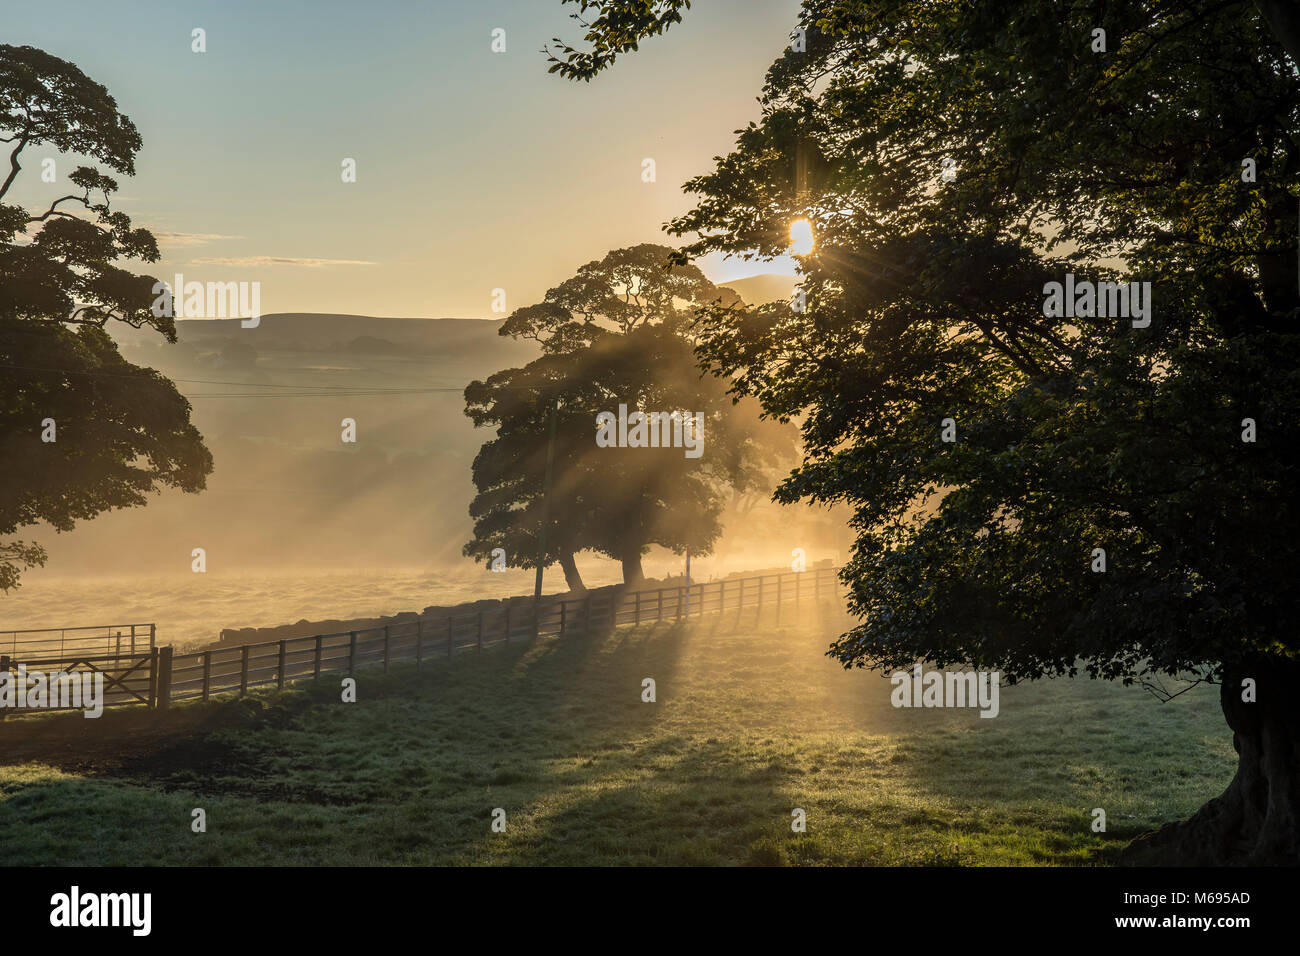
[
  {"x1": 0, "y1": 362, "x2": 466, "y2": 392},
  {"x1": 186, "y1": 389, "x2": 465, "y2": 398},
  {"x1": 0, "y1": 362, "x2": 551, "y2": 397}
]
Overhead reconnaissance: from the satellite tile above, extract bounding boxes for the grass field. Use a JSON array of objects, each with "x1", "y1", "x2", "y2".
[{"x1": 0, "y1": 600, "x2": 1235, "y2": 865}]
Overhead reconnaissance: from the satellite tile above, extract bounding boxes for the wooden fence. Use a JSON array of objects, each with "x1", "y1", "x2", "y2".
[
  {"x1": 2, "y1": 565, "x2": 843, "y2": 713},
  {"x1": 165, "y1": 565, "x2": 843, "y2": 705},
  {"x1": 0, "y1": 647, "x2": 169, "y2": 713},
  {"x1": 0, "y1": 622, "x2": 156, "y2": 659}
]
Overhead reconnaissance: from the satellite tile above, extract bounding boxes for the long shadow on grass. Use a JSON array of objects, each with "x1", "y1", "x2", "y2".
[
  {"x1": 469, "y1": 736, "x2": 798, "y2": 866},
  {"x1": 43, "y1": 615, "x2": 706, "y2": 863},
  {"x1": 839, "y1": 670, "x2": 1234, "y2": 864},
  {"x1": 397, "y1": 616, "x2": 705, "y2": 863},
  {"x1": 7, "y1": 595, "x2": 1173, "y2": 866},
  {"x1": 434, "y1": 598, "x2": 862, "y2": 865}
]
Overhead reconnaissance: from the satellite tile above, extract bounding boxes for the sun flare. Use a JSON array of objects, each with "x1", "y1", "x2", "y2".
[{"x1": 788, "y1": 218, "x2": 815, "y2": 256}]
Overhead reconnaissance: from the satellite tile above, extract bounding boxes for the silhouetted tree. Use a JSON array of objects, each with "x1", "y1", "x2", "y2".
[
  {"x1": 463, "y1": 351, "x2": 594, "y2": 591},
  {"x1": 465, "y1": 244, "x2": 789, "y2": 587},
  {"x1": 554, "y1": 2, "x2": 1300, "y2": 863},
  {"x1": 0, "y1": 45, "x2": 211, "y2": 592}
]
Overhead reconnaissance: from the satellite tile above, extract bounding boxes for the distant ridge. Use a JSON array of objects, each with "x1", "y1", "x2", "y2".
[
  {"x1": 176, "y1": 313, "x2": 504, "y2": 343},
  {"x1": 111, "y1": 312, "x2": 536, "y2": 360},
  {"x1": 721, "y1": 273, "x2": 800, "y2": 306}
]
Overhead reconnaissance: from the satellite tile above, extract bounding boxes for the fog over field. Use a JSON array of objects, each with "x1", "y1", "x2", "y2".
[
  {"x1": 4, "y1": 0, "x2": 1296, "y2": 889},
  {"x1": 3, "y1": 278, "x2": 845, "y2": 648}
]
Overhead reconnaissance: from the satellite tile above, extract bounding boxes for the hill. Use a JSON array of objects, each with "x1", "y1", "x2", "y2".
[{"x1": 722, "y1": 273, "x2": 801, "y2": 306}]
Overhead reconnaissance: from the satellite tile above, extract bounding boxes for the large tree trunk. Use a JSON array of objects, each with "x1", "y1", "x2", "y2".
[
  {"x1": 621, "y1": 550, "x2": 645, "y2": 587},
  {"x1": 558, "y1": 551, "x2": 585, "y2": 593},
  {"x1": 1120, "y1": 657, "x2": 1300, "y2": 865}
]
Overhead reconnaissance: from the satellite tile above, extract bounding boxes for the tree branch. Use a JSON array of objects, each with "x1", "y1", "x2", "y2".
[{"x1": 0, "y1": 130, "x2": 31, "y2": 200}]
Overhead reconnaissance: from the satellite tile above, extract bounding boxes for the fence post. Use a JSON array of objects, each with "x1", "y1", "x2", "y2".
[
  {"x1": 349, "y1": 631, "x2": 358, "y2": 675},
  {"x1": 239, "y1": 645, "x2": 249, "y2": 696},
  {"x1": 147, "y1": 646, "x2": 159, "y2": 707},
  {"x1": 416, "y1": 620, "x2": 424, "y2": 669},
  {"x1": 383, "y1": 625, "x2": 391, "y2": 673},
  {"x1": 314, "y1": 635, "x2": 322, "y2": 679},
  {"x1": 202, "y1": 650, "x2": 212, "y2": 701},
  {"x1": 277, "y1": 639, "x2": 287, "y2": 688},
  {"x1": 476, "y1": 610, "x2": 483, "y2": 653},
  {"x1": 156, "y1": 646, "x2": 173, "y2": 710},
  {"x1": 149, "y1": 623, "x2": 156, "y2": 651}
]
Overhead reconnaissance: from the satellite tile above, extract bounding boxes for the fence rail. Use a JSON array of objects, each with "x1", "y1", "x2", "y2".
[
  {"x1": 3, "y1": 565, "x2": 843, "y2": 713},
  {"x1": 166, "y1": 566, "x2": 842, "y2": 704},
  {"x1": 0, "y1": 648, "x2": 169, "y2": 713},
  {"x1": 0, "y1": 622, "x2": 156, "y2": 659}
]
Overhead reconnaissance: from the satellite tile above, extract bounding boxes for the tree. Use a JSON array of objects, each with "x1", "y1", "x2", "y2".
[
  {"x1": 553, "y1": 2, "x2": 1300, "y2": 863},
  {"x1": 464, "y1": 244, "x2": 788, "y2": 587},
  {"x1": 546, "y1": 0, "x2": 692, "y2": 81},
  {"x1": 463, "y1": 352, "x2": 594, "y2": 592},
  {"x1": 0, "y1": 45, "x2": 211, "y2": 593}
]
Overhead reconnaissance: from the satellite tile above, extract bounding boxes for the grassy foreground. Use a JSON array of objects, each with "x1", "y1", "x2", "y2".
[{"x1": 0, "y1": 600, "x2": 1234, "y2": 865}]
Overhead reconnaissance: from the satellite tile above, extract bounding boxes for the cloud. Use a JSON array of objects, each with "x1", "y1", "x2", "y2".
[
  {"x1": 154, "y1": 231, "x2": 245, "y2": 246},
  {"x1": 188, "y1": 256, "x2": 378, "y2": 268}
]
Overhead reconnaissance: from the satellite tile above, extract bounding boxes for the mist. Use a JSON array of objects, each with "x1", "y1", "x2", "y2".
[{"x1": 2, "y1": 309, "x2": 849, "y2": 648}]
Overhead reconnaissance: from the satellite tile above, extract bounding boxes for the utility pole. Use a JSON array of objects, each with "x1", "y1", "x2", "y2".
[{"x1": 533, "y1": 397, "x2": 559, "y2": 616}]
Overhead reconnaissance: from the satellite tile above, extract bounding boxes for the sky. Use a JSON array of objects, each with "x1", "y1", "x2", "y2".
[{"x1": 6, "y1": 0, "x2": 804, "y2": 318}]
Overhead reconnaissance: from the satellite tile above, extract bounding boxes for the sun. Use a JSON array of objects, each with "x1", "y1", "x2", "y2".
[{"x1": 789, "y1": 218, "x2": 815, "y2": 256}]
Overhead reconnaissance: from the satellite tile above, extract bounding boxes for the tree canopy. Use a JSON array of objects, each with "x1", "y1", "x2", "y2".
[
  {"x1": 464, "y1": 244, "x2": 790, "y2": 587},
  {"x1": 549, "y1": 0, "x2": 1300, "y2": 862},
  {"x1": 660, "y1": 1, "x2": 1299, "y2": 683},
  {"x1": 0, "y1": 44, "x2": 211, "y2": 592},
  {"x1": 546, "y1": 0, "x2": 693, "y2": 81}
]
